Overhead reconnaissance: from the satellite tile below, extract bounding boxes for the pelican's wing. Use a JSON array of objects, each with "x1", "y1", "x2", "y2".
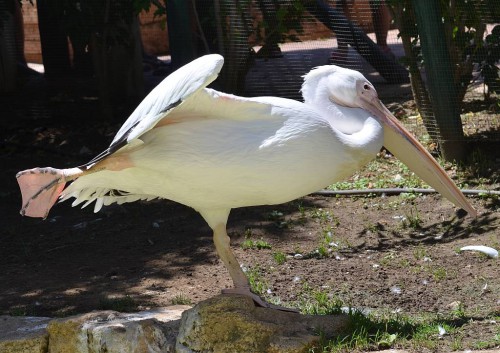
[
  {"x1": 82, "y1": 54, "x2": 224, "y2": 169},
  {"x1": 113, "y1": 54, "x2": 224, "y2": 144},
  {"x1": 166, "y1": 87, "x2": 310, "y2": 124}
]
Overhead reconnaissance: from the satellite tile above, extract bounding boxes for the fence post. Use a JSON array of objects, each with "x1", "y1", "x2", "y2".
[
  {"x1": 412, "y1": 0, "x2": 465, "y2": 161},
  {"x1": 167, "y1": 0, "x2": 196, "y2": 70}
]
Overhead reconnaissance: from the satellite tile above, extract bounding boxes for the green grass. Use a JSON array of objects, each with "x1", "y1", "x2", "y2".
[
  {"x1": 272, "y1": 251, "x2": 287, "y2": 265},
  {"x1": 401, "y1": 208, "x2": 423, "y2": 230},
  {"x1": 245, "y1": 265, "x2": 269, "y2": 295},
  {"x1": 171, "y1": 294, "x2": 192, "y2": 305},
  {"x1": 268, "y1": 210, "x2": 291, "y2": 228},
  {"x1": 241, "y1": 238, "x2": 272, "y2": 250},
  {"x1": 327, "y1": 157, "x2": 429, "y2": 192},
  {"x1": 412, "y1": 244, "x2": 430, "y2": 261},
  {"x1": 98, "y1": 295, "x2": 137, "y2": 312},
  {"x1": 9, "y1": 305, "x2": 39, "y2": 317},
  {"x1": 285, "y1": 284, "x2": 495, "y2": 352}
]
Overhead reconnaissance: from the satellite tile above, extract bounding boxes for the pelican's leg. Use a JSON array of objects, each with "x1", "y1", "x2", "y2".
[{"x1": 212, "y1": 223, "x2": 298, "y2": 312}]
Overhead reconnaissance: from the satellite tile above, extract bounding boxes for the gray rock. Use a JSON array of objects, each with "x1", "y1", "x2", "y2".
[
  {"x1": 0, "y1": 315, "x2": 51, "y2": 353},
  {"x1": 176, "y1": 295, "x2": 350, "y2": 353},
  {"x1": 1, "y1": 298, "x2": 352, "y2": 353},
  {"x1": 46, "y1": 306, "x2": 189, "y2": 353}
]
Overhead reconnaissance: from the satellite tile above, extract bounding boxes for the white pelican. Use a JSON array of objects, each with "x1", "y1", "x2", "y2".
[{"x1": 17, "y1": 54, "x2": 475, "y2": 309}]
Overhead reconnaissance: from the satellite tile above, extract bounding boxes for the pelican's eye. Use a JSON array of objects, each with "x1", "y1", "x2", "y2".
[{"x1": 363, "y1": 83, "x2": 370, "y2": 90}]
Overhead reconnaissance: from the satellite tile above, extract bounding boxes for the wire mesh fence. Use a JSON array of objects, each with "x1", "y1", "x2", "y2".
[{"x1": 2, "y1": 0, "x2": 499, "y2": 145}]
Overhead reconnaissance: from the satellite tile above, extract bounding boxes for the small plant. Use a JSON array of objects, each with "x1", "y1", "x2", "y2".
[
  {"x1": 310, "y1": 208, "x2": 333, "y2": 224},
  {"x1": 380, "y1": 251, "x2": 397, "y2": 266},
  {"x1": 365, "y1": 222, "x2": 383, "y2": 233},
  {"x1": 241, "y1": 238, "x2": 272, "y2": 250},
  {"x1": 267, "y1": 210, "x2": 290, "y2": 228},
  {"x1": 316, "y1": 245, "x2": 329, "y2": 258},
  {"x1": 450, "y1": 334, "x2": 464, "y2": 351},
  {"x1": 401, "y1": 208, "x2": 422, "y2": 230},
  {"x1": 245, "y1": 265, "x2": 269, "y2": 295},
  {"x1": 297, "y1": 289, "x2": 343, "y2": 315},
  {"x1": 171, "y1": 294, "x2": 192, "y2": 305},
  {"x1": 450, "y1": 302, "x2": 466, "y2": 319},
  {"x1": 295, "y1": 202, "x2": 307, "y2": 224},
  {"x1": 9, "y1": 305, "x2": 38, "y2": 317},
  {"x1": 272, "y1": 251, "x2": 287, "y2": 265},
  {"x1": 431, "y1": 266, "x2": 448, "y2": 281},
  {"x1": 99, "y1": 295, "x2": 137, "y2": 312},
  {"x1": 413, "y1": 245, "x2": 429, "y2": 261}
]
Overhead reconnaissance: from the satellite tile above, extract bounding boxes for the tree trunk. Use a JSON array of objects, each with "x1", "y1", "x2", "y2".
[
  {"x1": 214, "y1": 0, "x2": 252, "y2": 94},
  {"x1": 305, "y1": 0, "x2": 409, "y2": 84},
  {"x1": 390, "y1": 3, "x2": 437, "y2": 142},
  {"x1": 90, "y1": 16, "x2": 144, "y2": 118},
  {"x1": 36, "y1": 0, "x2": 71, "y2": 77},
  {"x1": 413, "y1": 0, "x2": 466, "y2": 161}
]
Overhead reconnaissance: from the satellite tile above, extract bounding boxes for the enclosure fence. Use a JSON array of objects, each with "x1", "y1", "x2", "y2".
[{"x1": 1, "y1": 0, "x2": 499, "y2": 151}]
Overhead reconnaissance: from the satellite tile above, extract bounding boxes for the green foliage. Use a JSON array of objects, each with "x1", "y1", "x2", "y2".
[
  {"x1": 241, "y1": 238, "x2": 272, "y2": 250},
  {"x1": 469, "y1": 25, "x2": 500, "y2": 95},
  {"x1": 48, "y1": 0, "x2": 163, "y2": 48},
  {"x1": 245, "y1": 265, "x2": 269, "y2": 295},
  {"x1": 272, "y1": 251, "x2": 287, "y2": 265},
  {"x1": 401, "y1": 208, "x2": 422, "y2": 230},
  {"x1": 388, "y1": 0, "x2": 498, "y2": 107},
  {"x1": 171, "y1": 294, "x2": 192, "y2": 305},
  {"x1": 267, "y1": 210, "x2": 291, "y2": 228},
  {"x1": 255, "y1": 0, "x2": 305, "y2": 45}
]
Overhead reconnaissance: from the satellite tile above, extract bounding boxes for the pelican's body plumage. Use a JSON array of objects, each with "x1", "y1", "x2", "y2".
[
  {"x1": 17, "y1": 54, "x2": 475, "y2": 310},
  {"x1": 63, "y1": 89, "x2": 382, "y2": 212}
]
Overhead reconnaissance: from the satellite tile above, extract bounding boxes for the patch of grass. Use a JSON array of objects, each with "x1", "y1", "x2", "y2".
[
  {"x1": 99, "y1": 295, "x2": 137, "y2": 312},
  {"x1": 363, "y1": 222, "x2": 383, "y2": 234},
  {"x1": 245, "y1": 265, "x2": 269, "y2": 295},
  {"x1": 327, "y1": 155, "x2": 429, "y2": 193},
  {"x1": 301, "y1": 226, "x2": 350, "y2": 260},
  {"x1": 401, "y1": 208, "x2": 422, "y2": 230},
  {"x1": 171, "y1": 294, "x2": 192, "y2": 305},
  {"x1": 413, "y1": 245, "x2": 429, "y2": 261},
  {"x1": 449, "y1": 302, "x2": 466, "y2": 319},
  {"x1": 450, "y1": 334, "x2": 464, "y2": 351},
  {"x1": 310, "y1": 208, "x2": 339, "y2": 226},
  {"x1": 379, "y1": 251, "x2": 397, "y2": 266},
  {"x1": 314, "y1": 310, "x2": 418, "y2": 352},
  {"x1": 295, "y1": 202, "x2": 308, "y2": 224},
  {"x1": 9, "y1": 305, "x2": 39, "y2": 317},
  {"x1": 306, "y1": 303, "x2": 496, "y2": 353},
  {"x1": 241, "y1": 238, "x2": 272, "y2": 250},
  {"x1": 272, "y1": 251, "x2": 287, "y2": 265},
  {"x1": 294, "y1": 288, "x2": 344, "y2": 316},
  {"x1": 430, "y1": 266, "x2": 449, "y2": 281},
  {"x1": 267, "y1": 210, "x2": 291, "y2": 228},
  {"x1": 411, "y1": 323, "x2": 445, "y2": 350}
]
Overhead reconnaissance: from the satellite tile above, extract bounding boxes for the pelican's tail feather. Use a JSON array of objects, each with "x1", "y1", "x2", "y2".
[{"x1": 61, "y1": 185, "x2": 158, "y2": 213}]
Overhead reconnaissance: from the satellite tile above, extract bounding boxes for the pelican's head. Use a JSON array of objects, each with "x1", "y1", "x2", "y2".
[
  {"x1": 302, "y1": 65, "x2": 476, "y2": 217},
  {"x1": 302, "y1": 65, "x2": 377, "y2": 108}
]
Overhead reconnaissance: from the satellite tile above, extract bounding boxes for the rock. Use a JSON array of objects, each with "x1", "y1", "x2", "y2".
[
  {"x1": 46, "y1": 306, "x2": 189, "y2": 353},
  {"x1": 176, "y1": 295, "x2": 350, "y2": 353},
  {"x1": 0, "y1": 315, "x2": 51, "y2": 353}
]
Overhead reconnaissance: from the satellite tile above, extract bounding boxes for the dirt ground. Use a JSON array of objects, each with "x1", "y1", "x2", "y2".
[{"x1": 1, "y1": 70, "x2": 499, "y2": 351}]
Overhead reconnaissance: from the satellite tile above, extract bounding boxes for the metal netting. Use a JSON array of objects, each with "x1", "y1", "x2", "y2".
[{"x1": 3, "y1": 0, "x2": 500, "y2": 144}]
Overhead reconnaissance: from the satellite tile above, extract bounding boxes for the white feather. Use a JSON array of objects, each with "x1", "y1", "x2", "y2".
[
  {"x1": 94, "y1": 197, "x2": 104, "y2": 213},
  {"x1": 460, "y1": 245, "x2": 498, "y2": 258}
]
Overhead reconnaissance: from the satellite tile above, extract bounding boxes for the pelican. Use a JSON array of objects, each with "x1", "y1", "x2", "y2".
[{"x1": 17, "y1": 54, "x2": 475, "y2": 309}]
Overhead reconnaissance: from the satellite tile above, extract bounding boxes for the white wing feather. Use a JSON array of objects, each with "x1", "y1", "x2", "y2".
[{"x1": 111, "y1": 54, "x2": 224, "y2": 145}]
